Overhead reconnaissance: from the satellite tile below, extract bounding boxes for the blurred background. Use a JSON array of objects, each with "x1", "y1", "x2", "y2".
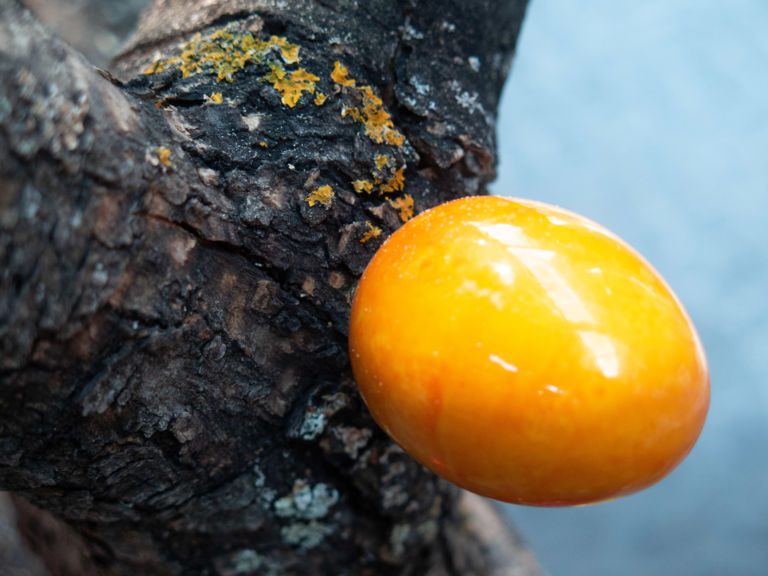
[
  {"x1": 491, "y1": 1, "x2": 768, "y2": 575},
  {"x1": 7, "y1": 1, "x2": 768, "y2": 574}
]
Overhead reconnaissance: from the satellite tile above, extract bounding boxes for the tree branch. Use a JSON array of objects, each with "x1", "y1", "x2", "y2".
[{"x1": 0, "y1": 0, "x2": 536, "y2": 573}]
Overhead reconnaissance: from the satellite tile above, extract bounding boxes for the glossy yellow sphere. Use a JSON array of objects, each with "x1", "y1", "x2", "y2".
[{"x1": 349, "y1": 195, "x2": 709, "y2": 506}]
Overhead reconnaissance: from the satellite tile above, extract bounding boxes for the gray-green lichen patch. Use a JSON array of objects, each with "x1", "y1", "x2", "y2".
[
  {"x1": 274, "y1": 480, "x2": 339, "y2": 520},
  {"x1": 252, "y1": 459, "x2": 277, "y2": 505},
  {"x1": 295, "y1": 408, "x2": 326, "y2": 440},
  {"x1": 288, "y1": 391, "x2": 351, "y2": 441},
  {"x1": 216, "y1": 549, "x2": 261, "y2": 575},
  {"x1": 280, "y1": 521, "x2": 334, "y2": 550},
  {"x1": 214, "y1": 548, "x2": 281, "y2": 576},
  {"x1": 388, "y1": 523, "x2": 412, "y2": 561}
]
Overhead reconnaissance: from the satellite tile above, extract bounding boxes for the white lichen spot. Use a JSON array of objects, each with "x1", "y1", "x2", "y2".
[
  {"x1": 409, "y1": 76, "x2": 431, "y2": 96},
  {"x1": 169, "y1": 235, "x2": 196, "y2": 265},
  {"x1": 242, "y1": 113, "x2": 263, "y2": 131},
  {"x1": 298, "y1": 409, "x2": 326, "y2": 440},
  {"x1": 197, "y1": 166, "x2": 219, "y2": 186},
  {"x1": 468, "y1": 56, "x2": 481, "y2": 72},
  {"x1": 92, "y1": 262, "x2": 108, "y2": 286},
  {"x1": 402, "y1": 21, "x2": 425, "y2": 40},
  {"x1": 450, "y1": 80, "x2": 484, "y2": 116}
]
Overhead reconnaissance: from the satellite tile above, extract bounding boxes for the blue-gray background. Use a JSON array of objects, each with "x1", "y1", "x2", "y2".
[{"x1": 491, "y1": 1, "x2": 768, "y2": 575}]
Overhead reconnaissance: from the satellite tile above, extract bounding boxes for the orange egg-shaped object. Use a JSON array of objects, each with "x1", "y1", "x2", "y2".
[{"x1": 349, "y1": 195, "x2": 709, "y2": 506}]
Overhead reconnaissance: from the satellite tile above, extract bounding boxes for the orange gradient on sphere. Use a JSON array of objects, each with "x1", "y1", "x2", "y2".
[{"x1": 349, "y1": 195, "x2": 709, "y2": 506}]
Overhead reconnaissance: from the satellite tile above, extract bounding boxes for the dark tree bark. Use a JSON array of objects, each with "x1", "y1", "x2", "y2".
[{"x1": 0, "y1": 0, "x2": 540, "y2": 574}]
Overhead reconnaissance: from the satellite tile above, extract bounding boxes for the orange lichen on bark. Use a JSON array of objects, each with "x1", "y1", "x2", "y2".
[
  {"x1": 359, "y1": 86, "x2": 405, "y2": 146},
  {"x1": 388, "y1": 194, "x2": 414, "y2": 222},
  {"x1": 341, "y1": 106, "x2": 361, "y2": 120},
  {"x1": 262, "y1": 62, "x2": 320, "y2": 107},
  {"x1": 352, "y1": 180, "x2": 374, "y2": 194},
  {"x1": 143, "y1": 57, "x2": 182, "y2": 75},
  {"x1": 142, "y1": 25, "x2": 306, "y2": 87},
  {"x1": 306, "y1": 185, "x2": 335, "y2": 207},
  {"x1": 375, "y1": 154, "x2": 392, "y2": 170},
  {"x1": 209, "y1": 92, "x2": 224, "y2": 104},
  {"x1": 379, "y1": 167, "x2": 405, "y2": 194},
  {"x1": 360, "y1": 222, "x2": 382, "y2": 243},
  {"x1": 355, "y1": 155, "x2": 406, "y2": 196},
  {"x1": 272, "y1": 35, "x2": 300, "y2": 64},
  {"x1": 155, "y1": 147, "x2": 172, "y2": 167},
  {"x1": 331, "y1": 61, "x2": 356, "y2": 87},
  {"x1": 331, "y1": 63, "x2": 405, "y2": 147}
]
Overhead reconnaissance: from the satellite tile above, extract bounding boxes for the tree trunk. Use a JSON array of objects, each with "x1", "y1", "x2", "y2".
[{"x1": 0, "y1": 0, "x2": 539, "y2": 574}]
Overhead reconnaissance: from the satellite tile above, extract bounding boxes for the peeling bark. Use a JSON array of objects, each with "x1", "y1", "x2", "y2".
[{"x1": 0, "y1": 0, "x2": 539, "y2": 574}]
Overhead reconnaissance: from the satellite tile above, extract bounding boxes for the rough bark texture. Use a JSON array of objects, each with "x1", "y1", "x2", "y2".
[{"x1": 0, "y1": 0, "x2": 538, "y2": 574}]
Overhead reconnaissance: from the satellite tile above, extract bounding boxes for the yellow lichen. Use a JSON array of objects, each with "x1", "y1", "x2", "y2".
[
  {"x1": 360, "y1": 221, "x2": 382, "y2": 243},
  {"x1": 379, "y1": 167, "x2": 405, "y2": 194},
  {"x1": 155, "y1": 147, "x2": 172, "y2": 167},
  {"x1": 259, "y1": 141, "x2": 268, "y2": 148},
  {"x1": 314, "y1": 92, "x2": 327, "y2": 106},
  {"x1": 143, "y1": 59, "x2": 168, "y2": 75},
  {"x1": 272, "y1": 35, "x2": 300, "y2": 64},
  {"x1": 389, "y1": 194, "x2": 414, "y2": 222},
  {"x1": 352, "y1": 179, "x2": 374, "y2": 194},
  {"x1": 291, "y1": 68, "x2": 320, "y2": 85},
  {"x1": 262, "y1": 61, "x2": 286, "y2": 81},
  {"x1": 178, "y1": 30, "x2": 270, "y2": 82},
  {"x1": 306, "y1": 185, "x2": 335, "y2": 207},
  {"x1": 331, "y1": 61, "x2": 356, "y2": 87},
  {"x1": 375, "y1": 154, "x2": 392, "y2": 170},
  {"x1": 332, "y1": 64, "x2": 404, "y2": 147},
  {"x1": 209, "y1": 92, "x2": 224, "y2": 104},
  {"x1": 359, "y1": 86, "x2": 405, "y2": 146},
  {"x1": 341, "y1": 106, "x2": 361, "y2": 121},
  {"x1": 263, "y1": 62, "x2": 319, "y2": 107},
  {"x1": 142, "y1": 25, "x2": 306, "y2": 87}
]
